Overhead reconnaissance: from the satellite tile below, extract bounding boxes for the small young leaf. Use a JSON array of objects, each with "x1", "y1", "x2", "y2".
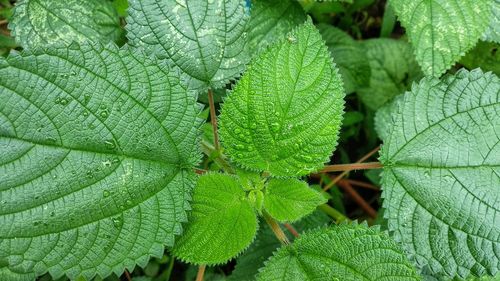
[
  {"x1": 0, "y1": 44, "x2": 201, "y2": 280},
  {"x1": 389, "y1": 0, "x2": 493, "y2": 77},
  {"x1": 10, "y1": 0, "x2": 122, "y2": 49},
  {"x1": 257, "y1": 223, "x2": 420, "y2": 281},
  {"x1": 380, "y1": 69, "x2": 500, "y2": 279},
  {"x1": 173, "y1": 173, "x2": 258, "y2": 265},
  {"x1": 219, "y1": 20, "x2": 345, "y2": 177},
  {"x1": 126, "y1": 0, "x2": 250, "y2": 91},
  {"x1": 317, "y1": 24, "x2": 370, "y2": 94},
  {"x1": 357, "y1": 38, "x2": 422, "y2": 110},
  {"x1": 247, "y1": 0, "x2": 306, "y2": 55},
  {"x1": 264, "y1": 179, "x2": 326, "y2": 222}
]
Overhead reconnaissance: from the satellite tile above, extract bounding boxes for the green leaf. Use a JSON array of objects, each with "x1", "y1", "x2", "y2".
[
  {"x1": 173, "y1": 173, "x2": 258, "y2": 265},
  {"x1": 264, "y1": 179, "x2": 326, "y2": 222},
  {"x1": 483, "y1": 0, "x2": 500, "y2": 43},
  {"x1": 374, "y1": 94, "x2": 403, "y2": 141},
  {"x1": 0, "y1": 267, "x2": 35, "y2": 281},
  {"x1": 357, "y1": 39, "x2": 422, "y2": 110},
  {"x1": 317, "y1": 24, "x2": 370, "y2": 94},
  {"x1": 389, "y1": 0, "x2": 493, "y2": 77},
  {"x1": 219, "y1": 20, "x2": 345, "y2": 177},
  {"x1": 0, "y1": 44, "x2": 201, "y2": 280},
  {"x1": 126, "y1": 0, "x2": 250, "y2": 91},
  {"x1": 460, "y1": 41, "x2": 500, "y2": 76},
  {"x1": 247, "y1": 0, "x2": 306, "y2": 55},
  {"x1": 257, "y1": 223, "x2": 421, "y2": 281},
  {"x1": 380, "y1": 68, "x2": 500, "y2": 278},
  {"x1": 9, "y1": 0, "x2": 123, "y2": 49}
]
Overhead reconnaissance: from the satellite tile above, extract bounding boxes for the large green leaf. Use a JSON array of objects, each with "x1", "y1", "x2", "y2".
[
  {"x1": 173, "y1": 173, "x2": 258, "y2": 265},
  {"x1": 483, "y1": 0, "x2": 500, "y2": 43},
  {"x1": 0, "y1": 44, "x2": 201, "y2": 280},
  {"x1": 257, "y1": 223, "x2": 420, "y2": 281},
  {"x1": 126, "y1": 0, "x2": 250, "y2": 91},
  {"x1": 389, "y1": 0, "x2": 493, "y2": 77},
  {"x1": 264, "y1": 179, "x2": 326, "y2": 222},
  {"x1": 317, "y1": 24, "x2": 370, "y2": 94},
  {"x1": 247, "y1": 0, "x2": 306, "y2": 55},
  {"x1": 380, "y1": 69, "x2": 500, "y2": 279},
  {"x1": 9, "y1": 0, "x2": 122, "y2": 49},
  {"x1": 0, "y1": 267, "x2": 35, "y2": 281},
  {"x1": 219, "y1": 20, "x2": 345, "y2": 177},
  {"x1": 357, "y1": 39, "x2": 422, "y2": 110}
]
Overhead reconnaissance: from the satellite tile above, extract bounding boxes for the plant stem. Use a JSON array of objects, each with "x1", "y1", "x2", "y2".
[
  {"x1": 196, "y1": 265, "x2": 206, "y2": 281},
  {"x1": 0, "y1": 20, "x2": 7, "y2": 25},
  {"x1": 337, "y1": 180, "x2": 377, "y2": 218},
  {"x1": 263, "y1": 211, "x2": 290, "y2": 245},
  {"x1": 341, "y1": 179, "x2": 379, "y2": 191},
  {"x1": 320, "y1": 162, "x2": 382, "y2": 172},
  {"x1": 201, "y1": 140, "x2": 234, "y2": 173},
  {"x1": 284, "y1": 223, "x2": 299, "y2": 238},
  {"x1": 124, "y1": 270, "x2": 132, "y2": 281},
  {"x1": 318, "y1": 204, "x2": 349, "y2": 223},
  {"x1": 207, "y1": 89, "x2": 220, "y2": 151}
]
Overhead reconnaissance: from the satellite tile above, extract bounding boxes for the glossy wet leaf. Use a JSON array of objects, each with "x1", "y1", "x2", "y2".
[
  {"x1": 380, "y1": 69, "x2": 500, "y2": 279},
  {"x1": 0, "y1": 44, "x2": 201, "y2": 280}
]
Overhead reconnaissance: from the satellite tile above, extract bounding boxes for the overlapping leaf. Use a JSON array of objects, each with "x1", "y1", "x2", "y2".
[
  {"x1": 390, "y1": 0, "x2": 493, "y2": 76},
  {"x1": 257, "y1": 223, "x2": 420, "y2": 281},
  {"x1": 380, "y1": 69, "x2": 500, "y2": 278},
  {"x1": 126, "y1": 0, "x2": 250, "y2": 91},
  {"x1": 0, "y1": 44, "x2": 201, "y2": 280},
  {"x1": 483, "y1": 0, "x2": 500, "y2": 43},
  {"x1": 173, "y1": 173, "x2": 258, "y2": 265},
  {"x1": 219, "y1": 20, "x2": 345, "y2": 176},
  {"x1": 10, "y1": 0, "x2": 122, "y2": 49}
]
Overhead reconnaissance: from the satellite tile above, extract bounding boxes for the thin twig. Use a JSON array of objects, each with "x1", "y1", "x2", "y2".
[
  {"x1": 323, "y1": 146, "x2": 381, "y2": 191},
  {"x1": 337, "y1": 179, "x2": 377, "y2": 218},
  {"x1": 0, "y1": 20, "x2": 7, "y2": 25},
  {"x1": 264, "y1": 212, "x2": 290, "y2": 245},
  {"x1": 320, "y1": 162, "x2": 382, "y2": 173},
  {"x1": 284, "y1": 223, "x2": 299, "y2": 238},
  {"x1": 341, "y1": 179, "x2": 379, "y2": 191},
  {"x1": 124, "y1": 270, "x2": 132, "y2": 281},
  {"x1": 196, "y1": 265, "x2": 206, "y2": 281},
  {"x1": 194, "y1": 168, "x2": 207, "y2": 174},
  {"x1": 207, "y1": 89, "x2": 220, "y2": 151}
]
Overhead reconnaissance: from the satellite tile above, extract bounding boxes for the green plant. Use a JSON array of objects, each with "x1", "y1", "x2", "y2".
[{"x1": 0, "y1": 0, "x2": 498, "y2": 281}]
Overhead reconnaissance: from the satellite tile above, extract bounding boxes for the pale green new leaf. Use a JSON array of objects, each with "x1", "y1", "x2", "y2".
[
  {"x1": 389, "y1": 0, "x2": 493, "y2": 77},
  {"x1": 257, "y1": 223, "x2": 421, "y2": 281},
  {"x1": 0, "y1": 44, "x2": 201, "y2": 280},
  {"x1": 357, "y1": 39, "x2": 422, "y2": 110},
  {"x1": 380, "y1": 69, "x2": 500, "y2": 279},
  {"x1": 9, "y1": 0, "x2": 122, "y2": 49},
  {"x1": 219, "y1": 20, "x2": 345, "y2": 177},
  {"x1": 483, "y1": 0, "x2": 500, "y2": 43},
  {"x1": 264, "y1": 179, "x2": 326, "y2": 222},
  {"x1": 247, "y1": 0, "x2": 306, "y2": 55},
  {"x1": 317, "y1": 24, "x2": 370, "y2": 94},
  {"x1": 173, "y1": 173, "x2": 258, "y2": 265},
  {"x1": 126, "y1": 0, "x2": 250, "y2": 91}
]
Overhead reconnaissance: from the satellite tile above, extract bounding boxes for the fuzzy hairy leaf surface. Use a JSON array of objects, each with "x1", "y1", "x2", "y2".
[
  {"x1": 247, "y1": 0, "x2": 306, "y2": 55},
  {"x1": 257, "y1": 223, "x2": 420, "y2": 281},
  {"x1": 126, "y1": 0, "x2": 250, "y2": 91},
  {"x1": 172, "y1": 173, "x2": 258, "y2": 265},
  {"x1": 483, "y1": 0, "x2": 500, "y2": 43},
  {"x1": 389, "y1": 0, "x2": 493, "y2": 77},
  {"x1": 374, "y1": 94, "x2": 403, "y2": 142},
  {"x1": 0, "y1": 44, "x2": 201, "y2": 280},
  {"x1": 0, "y1": 267, "x2": 35, "y2": 281},
  {"x1": 380, "y1": 69, "x2": 500, "y2": 279},
  {"x1": 10, "y1": 0, "x2": 122, "y2": 49},
  {"x1": 357, "y1": 39, "x2": 422, "y2": 110},
  {"x1": 264, "y1": 179, "x2": 326, "y2": 222},
  {"x1": 317, "y1": 24, "x2": 370, "y2": 94},
  {"x1": 219, "y1": 20, "x2": 345, "y2": 177}
]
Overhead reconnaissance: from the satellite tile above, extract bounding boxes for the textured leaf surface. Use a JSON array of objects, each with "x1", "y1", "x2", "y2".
[
  {"x1": 317, "y1": 24, "x2": 370, "y2": 94},
  {"x1": 390, "y1": 0, "x2": 492, "y2": 76},
  {"x1": 126, "y1": 0, "x2": 250, "y2": 91},
  {"x1": 380, "y1": 69, "x2": 500, "y2": 278},
  {"x1": 264, "y1": 179, "x2": 326, "y2": 222},
  {"x1": 219, "y1": 20, "x2": 345, "y2": 176},
  {"x1": 247, "y1": 0, "x2": 306, "y2": 55},
  {"x1": 357, "y1": 39, "x2": 422, "y2": 110},
  {"x1": 257, "y1": 223, "x2": 420, "y2": 281},
  {"x1": 173, "y1": 173, "x2": 258, "y2": 265},
  {"x1": 483, "y1": 0, "x2": 500, "y2": 43},
  {"x1": 374, "y1": 94, "x2": 403, "y2": 142},
  {"x1": 0, "y1": 44, "x2": 201, "y2": 280},
  {"x1": 10, "y1": 0, "x2": 122, "y2": 49},
  {"x1": 0, "y1": 267, "x2": 35, "y2": 281}
]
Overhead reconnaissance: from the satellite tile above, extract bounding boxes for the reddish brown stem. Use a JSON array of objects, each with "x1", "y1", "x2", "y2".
[
  {"x1": 196, "y1": 265, "x2": 206, "y2": 281},
  {"x1": 0, "y1": 20, "x2": 7, "y2": 25},
  {"x1": 207, "y1": 89, "x2": 220, "y2": 151},
  {"x1": 124, "y1": 270, "x2": 132, "y2": 281},
  {"x1": 195, "y1": 168, "x2": 207, "y2": 174},
  {"x1": 284, "y1": 223, "x2": 299, "y2": 238},
  {"x1": 341, "y1": 179, "x2": 379, "y2": 191},
  {"x1": 320, "y1": 162, "x2": 382, "y2": 173},
  {"x1": 337, "y1": 180, "x2": 377, "y2": 218}
]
